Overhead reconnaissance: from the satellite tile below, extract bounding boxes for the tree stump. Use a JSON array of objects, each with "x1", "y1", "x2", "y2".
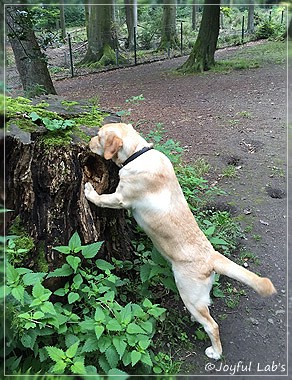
[{"x1": 5, "y1": 98, "x2": 133, "y2": 279}]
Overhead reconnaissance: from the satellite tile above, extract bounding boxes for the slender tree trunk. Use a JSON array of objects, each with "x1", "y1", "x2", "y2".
[
  {"x1": 192, "y1": 2, "x2": 197, "y2": 30},
  {"x1": 59, "y1": 1, "x2": 66, "y2": 40},
  {"x1": 159, "y1": 0, "x2": 178, "y2": 50},
  {"x1": 81, "y1": 0, "x2": 119, "y2": 66},
  {"x1": 125, "y1": 0, "x2": 137, "y2": 50},
  {"x1": 178, "y1": 0, "x2": 220, "y2": 73},
  {"x1": 247, "y1": 2, "x2": 255, "y2": 33},
  {"x1": 5, "y1": 5, "x2": 56, "y2": 97},
  {"x1": 84, "y1": 1, "x2": 90, "y2": 38}
]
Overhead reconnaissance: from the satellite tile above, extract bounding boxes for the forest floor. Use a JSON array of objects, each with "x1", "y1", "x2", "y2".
[{"x1": 8, "y1": 40, "x2": 289, "y2": 376}]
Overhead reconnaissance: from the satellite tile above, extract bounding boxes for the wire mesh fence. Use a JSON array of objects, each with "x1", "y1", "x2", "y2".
[{"x1": 5, "y1": 4, "x2": 287, "y2": 84}]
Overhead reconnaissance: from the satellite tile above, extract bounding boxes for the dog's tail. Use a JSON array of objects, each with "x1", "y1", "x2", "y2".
[{"x1": 212, "y1": 251, "x2": 276, "y2": 297}]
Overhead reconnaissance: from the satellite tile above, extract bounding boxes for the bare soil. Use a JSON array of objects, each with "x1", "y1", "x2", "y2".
[{"x1": 7, "y1": 41, "x2": 288, "y2": 376}]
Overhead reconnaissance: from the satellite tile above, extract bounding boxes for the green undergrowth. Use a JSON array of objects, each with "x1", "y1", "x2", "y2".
[
  {"x1": 211, "y1": 40, "x2": 286, "y2": 74},
  {"x1": 5, "y1": 96, "x2": 107, "y2": 147},
  {"x1": 4, "y1": 119, "x2": 248, "y2": 376}
]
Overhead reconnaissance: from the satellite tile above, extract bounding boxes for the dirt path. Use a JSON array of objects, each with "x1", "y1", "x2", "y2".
[{"x1": 54, "y1": 45, "x2": 287, "y2": 375}]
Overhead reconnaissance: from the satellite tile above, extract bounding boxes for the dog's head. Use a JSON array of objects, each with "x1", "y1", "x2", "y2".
[{"x1": 89, "y1": 123, "x2": 146, "y2": 166}]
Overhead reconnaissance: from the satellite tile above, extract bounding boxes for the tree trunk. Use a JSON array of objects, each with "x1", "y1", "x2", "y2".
[
  {"x1": 124, "y1": 0, "x2": 137, "y2": 50},
  {"x1": 59, "y1": 1, "x2": 66, "y2": 40},
  {"x1": 5, "y1": 99, "x2": 133, "y2": 288},
  {"x1": 159, "y1": 0, "x2": 179, "y2": 50},
  {"x1": 192, "y1": 2, "x2": 197, "y2": 30},
  {"x1": 5, "y1": 5, "x2": 57, "y2": 97},
  {"x1": 81, "y1": 0, "x2": 119, "y2": 66},
  {"x1": 178, "y1": 0, "x2": 220, "y2": 73},
  {"x1": 247, "y1": 2, "x2": 255, "y2": 33}
]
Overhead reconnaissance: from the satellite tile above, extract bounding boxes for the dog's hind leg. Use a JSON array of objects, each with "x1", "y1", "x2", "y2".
[{"x1": 173, "y1": 268, "x2": 222, "y2": 360}]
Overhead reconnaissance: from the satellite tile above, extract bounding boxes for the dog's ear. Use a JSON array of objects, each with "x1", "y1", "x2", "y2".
[{"x1": 104, "y1": 133, "x2": 123, "y2": 160}]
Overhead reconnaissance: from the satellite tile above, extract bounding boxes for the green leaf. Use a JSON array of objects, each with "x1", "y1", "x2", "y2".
[
  {"x1": 138, "y1": 337, "x2": 151, "y2": 350},
  {"x1": 147, "y1": 307, "x2": 166, "y2": 319},
  {"x1": 52, "y1": 245, "x2": 71, "y2": 254},
  {"x1": 52, "y1": 361, "x2": 67, "y2": 374},
  {"x1": 54, "y1": 288, "x2": 67, "y2": 296},
  {"x1": 94, "y1": 325, "x2": 104, "y2": 340},
  {"x1": 80, "y1": 319, "x2": 95, "y2": 331},
  {"x1": 151, "y1": 247, "x2": 167, "y2": 265},
  {"x1": 107, "y1": 368, "x2": 129, "y2": 378},
  {"x1": 82, "y1": 241, "x2": 103, "y2": 258},
  {"x1": 69, "y1": 232, "x2": 82, "y2": 252},
  {"x1": 210, "y1": 237, "x2": 228, "y2": 246},
  {"x1": 140, "y1": 263, "x2": 151, "y2": 283},
  {"x1": 21, "y1": 334, "x2": 32, "y2": 348},
  {"x1": 6, "y1": 263, "x2": 20, "y2": 284},
  {"x1": 213, "y1": 287, "x2": 225, "y2": 298},
  {"x1": 120, "y1": 303, "x2": 132, "y2": 326},
  {"x1": 142, "y1": 298, "x2": 152, "y2": 308},
  {"x1": 45, "y1": 346, "x2": 66, "y2": 362},
  {"x1": 68, "y1": 292, "x2": 80, "y2": 304},
  {"x1": 105, "y1": 346, "x2": 119, "y2": 368},
  {"x1": 131, "y1": 350, "x2": 142, "y2": 366},
  {"x1": 71, "y1": 361, "x2": 86, "y2": 375},
  {"x1": 106, "y1": 319, "x2": 122, "y2": 332},
  {"x1": 33, "y1": 311, "x2": 45, "y2": 319},
  {"x1": 29, "y1": 111, "x2": 40, "y2": 121},
  {"x1": 127, "y1": 322, "x2": 146, "y2": 335},
  {"x1": 94, "y1": 306, "x2": 106, "y2": 322},
  {"x1": 204, "y1": 225, "x2": 216, "y2": 236},
  {"x1": 141, "y1": 351, "x2": 153, "y2": 367},
  {"x1": 140, "y1": 320, "x2": 153, "y2": 334},
  {"x1": 98, "y1": 336, "x2": 111, "y2": 353},
  {"x1": 11, "y1": 285, "x2": 25, "y2": 305},
  {"x1": 46, "y1": 264, "x2": 73, "y2": 278},
  {"x1": 113, "y1": 336, "x2": 127, "y2": 359},
  {"x1": 23, "y1": 272, "x2": 47, "y2": 286},
  {"x1": 66, "y1": 341, "x2": 79, "y2": 358},
  {"x1": 66, "y1": 255, "x2": 81, "y2": 272},
  {"x1": 82, "y1": 337, "x2": 99, "y2": 353},
  {"x1": 40, "y1": 301, "x2": 56, "y2": 315},
  {"x1": 98, "y1": 354, "x2": 110, "y2": 373},
  {"x1": 65, "y1": 334, "x2": 79, "y2": 348},
  {"x1": 73, "y1": 274, "x2": 83, "y2": 289},
  {"x1": 95, "y1": 259, "x2": 115, "y2": 272},
  {"x1": 85, "y1": 365, "x2": 98, "y2": 375}
]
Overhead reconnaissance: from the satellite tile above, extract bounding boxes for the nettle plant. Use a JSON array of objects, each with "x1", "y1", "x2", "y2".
[
  {"x1": 29, "y1": 111, "x2": 75, "y2": 131},
  {"x1": 6, "y1": 232, "x2": 167, "y2": 376}
]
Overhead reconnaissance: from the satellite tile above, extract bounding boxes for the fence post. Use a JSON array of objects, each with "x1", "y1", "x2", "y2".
[
  {"x1": 180, "y1": 21, "x2": 183, "y2": 56},
  {"x1": 241, "y1": 16, "x2": 245, "y2": 44},
  {"x1": 67, "y1": 33, "x2": 74, "y2": 78},
  {"x1": 269, "y1": 10, "x2": 272, "y2": 22},
  {"x1": 134, "y1": 26, "x2": 137, "y2": 65},
  {"x1": 281, "y1": 10, "x2": 284, "y2": 24},
  {"x1": 115, "y1": 49, "x2": 119, "y2": 66}
]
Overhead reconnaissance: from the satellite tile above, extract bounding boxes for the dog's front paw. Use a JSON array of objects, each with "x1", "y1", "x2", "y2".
[{"x1": 84, "y1": 182, "x2": 99, "y2": 204}]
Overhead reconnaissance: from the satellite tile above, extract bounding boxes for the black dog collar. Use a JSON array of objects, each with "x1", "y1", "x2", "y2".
[{"x1": 121, "y1": 147, "x2": 153, "y2": 168}]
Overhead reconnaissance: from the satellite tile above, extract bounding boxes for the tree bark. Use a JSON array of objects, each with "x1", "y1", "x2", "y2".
[
  {"x1": 247, "y1": 2, "x2": 255, "y2": 33},
  {"x1": 5, "y1": 101, "x2": 133, "y2": 284},
  {"x1": 178, "y1": 0, "x2": 220, "y2": 73},
  {"x1": 159, "y1": 0, "x2": 179, "y2": 50},
  {"x1": 192, "y1": 2, "x2": 197, "y2": 31},
  {"x1": 5, "y1": 5, "x2": 57, "y2": 97},
  {"x1": 81, "y1": 0, "x2": 119, "y2": 66},
  {"x1": 59, "y1": 1, "x2": 66, "y2": 40},
  {"x1": 124, "y1": 0, "x2": 137, "y2": 50}
]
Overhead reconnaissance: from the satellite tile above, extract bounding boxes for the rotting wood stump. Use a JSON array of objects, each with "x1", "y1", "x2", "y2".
[{"x1": 5, "y1": 98, "x2": 133, "y2": 278}]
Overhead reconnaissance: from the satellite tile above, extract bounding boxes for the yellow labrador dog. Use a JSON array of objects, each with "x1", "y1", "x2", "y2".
[{"x1": 84, "y1": 123, "x2": 276, "y2": 360}]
